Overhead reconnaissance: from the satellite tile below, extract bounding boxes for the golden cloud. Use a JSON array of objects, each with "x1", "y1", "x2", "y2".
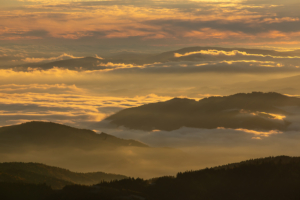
[
  {"x1": 22, "y1": 53, "x2": 83, "y2": 63},
  {"x1": 0, "y1": 82, "x2": 173, "y2": 126},
  {"x1": 2, "y1": 0, "x2": 298, "y2": 44},
  {"x1": 174, "y1": 49, "x2": 300, "y2": 59},
  {"x1": 239, "y1": 109, "x2": 286, "y2": 120},
  {"x1": 217, "y1": 127, "x2": 282, "y2": 138}
]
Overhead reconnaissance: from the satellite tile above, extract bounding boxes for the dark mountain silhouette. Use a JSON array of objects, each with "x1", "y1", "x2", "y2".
[
  {"x1": 0, "y1": 162, "x2": 126, "y2": 189},
  {"x1": 104, "y1": 52, "x2": 156, "y2": 65},
  {"x1": 0, "y1": 121, "x2": 148, "y2": 150},
  {"x1": 101, "y1": 47, "x2": 300, "y2": 64},
  {"x1": 213, "y1": 155, "x2": 300, "y2": 170},
  {"x1": 4, "y1": 57, "x2": 104, "y2": 71},
  {"x1": 96, "y1": 155, "x2": 300, "y2": 200},
  {"x1": 22, "y1": 57, "x2": 104, "y2": 71},
  {"x1": 2, "y1": 156, "x2": 300, "y2": 200},
  {"x1": 106, "y1": 92, "x2": 300, "y2": 131},
  {"x1": 141, "y1": 46, "x2": 299, "y2": 63},
  {"x1": 39, "y1": 57, "x2": 103, "y2": 70},
  {"x1": 12, "y1": 46, "x2": 300, "y2": 71}
]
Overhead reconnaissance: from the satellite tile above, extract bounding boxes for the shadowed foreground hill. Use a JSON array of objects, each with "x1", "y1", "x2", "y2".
[
  {"x1": 0, "y1": 121, "x2": 192, "y2": 179},
  {"x1": 0, "y1": 162, "x2": 126, "y2": 189},
  {"x1": 2, "y1": 156, "x2": 300, "y2": 200},
  {"x1": 0, "y1": 121, "x2": 147, "y2": 150},
  {"x1": 106, "y1": 92, "x2": 300, "y2": 131},
  {"x1": 96, "y1": 156, "x2": 300, "y2": 200}
]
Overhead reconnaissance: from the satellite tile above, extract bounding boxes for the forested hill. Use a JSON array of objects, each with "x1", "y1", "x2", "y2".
[
  {"x1": 106, "y1": 92, "x2": 300, "y2": 131},
  {"x1": 0, "y1": 162, "x2": 127, "y2": 189},
  {"x1": 97, "y1": 155, "x2": 300, "y2": 200},
  {"x1": 2, "y1": 156, "x2": 300, "y2": 200},
  {"x1": 0, "y1": 121, "x2": 148, "y2": 150},
  {"x1": 213, "y1": 155, "x2": 300, "y2": 170}
]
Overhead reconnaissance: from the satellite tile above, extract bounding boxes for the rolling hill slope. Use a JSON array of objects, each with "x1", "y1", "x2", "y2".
[
  {"x1": 2, "y1": 156, "x2": 300, "y2": 200},
  {"x1": 0, "y1": 162, "x2": 127, "y2": 189},
  {"x1": 106, "y1": 92, "x2": 300, "y2": 131},
  {"x1": 0, "y1": 121, "x2": 148, "y2": 150}
]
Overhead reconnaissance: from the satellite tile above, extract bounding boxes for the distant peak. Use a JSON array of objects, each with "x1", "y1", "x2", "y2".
[
  {"x1": 99, "y1": 132, "x2": 111, "y2": 136},
  {"x1": 231, "y1": 92, "x2": 286, "y2": 98},
  {"x1": 19, "y1": 121, "x2": 63, "y2": 126},
  {"x1": 106, "y1": 91, "x2": 298, "y2": 132},
  {"x1": 168, "y1": 97, "x2": 196, "y2": 102},
  {"x1": 10, "y1": 121, "x2": 91, "y2": 132},
  {"x1": 83, "y1": 56, "x2": 101, "y2": 60},
  {"x1": 23, "y1": 121, "x2": 51, "y2": 124}
]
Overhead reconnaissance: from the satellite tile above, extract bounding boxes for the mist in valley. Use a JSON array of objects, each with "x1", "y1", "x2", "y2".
[{"x1": 0, "y1": 47, "x2": 300, "y2": 180}]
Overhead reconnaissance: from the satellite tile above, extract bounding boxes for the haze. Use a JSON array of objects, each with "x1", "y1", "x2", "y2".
[{"x1": 1, "y1": 0, "x2": 300, "y2": 179}]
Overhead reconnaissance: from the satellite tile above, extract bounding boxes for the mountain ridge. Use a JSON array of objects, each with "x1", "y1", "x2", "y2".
[
  {"x1": 10, "y1": 46, "x2": 300, "y2": 70},
  {"x1": 0, "y1": 121, "x2": 148, "y2": 150},
  {"x1": 106, "y1": 92, "x2": 300, "y2": 131},
  {"x1": 2, "y1": 156, "x2": 300, "y2": 199},
  {"x1": 95, "y1": 155, "x2": 300, "y2": 200},
  {"x1": 0, "y1": 162, "x2": 127, "y2": 189}
]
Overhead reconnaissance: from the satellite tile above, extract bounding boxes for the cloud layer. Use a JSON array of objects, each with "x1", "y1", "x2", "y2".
[
  {"x1": 1, "y1": 0, "x2": 300, "y2": 178},
  {"x1": 1, "y1": 49, "x2": 300, "y2": 129},
  {"x1": 1, "y1": 0, "x2": 300, "y2": 52}
]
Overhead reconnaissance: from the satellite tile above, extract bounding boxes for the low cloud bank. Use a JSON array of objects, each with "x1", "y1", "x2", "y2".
[{"x1": 1, "y1": 130, "x2": 300, "y2": 179}]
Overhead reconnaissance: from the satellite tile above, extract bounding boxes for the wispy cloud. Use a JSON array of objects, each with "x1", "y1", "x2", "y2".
[
  {"x1": 1, "y1": 0, "x2": 300, "y2": 49},
  {"x1": 22, "y1": 53, "x2": 83, "y2": 63},
  {"x1": 174, "y1": 49, "x2": 300, "y2": 59},
  {"x1": 217, "y1": 127, "x2": 282, "y2": 138},
  {"x1": 0, "y1": 82, "x2": 173, "y2": 127}
]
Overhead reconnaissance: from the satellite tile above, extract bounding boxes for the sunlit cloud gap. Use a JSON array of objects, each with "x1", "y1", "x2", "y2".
[
  {"x1": 0, "y1": 91, "x2": 173, "y2": 118},
  {"x1": 2, "y1": 0, "x2": 300, "y2": 47},
  {"x1": 239, "y1": 109, "x2": 286, "y2": 121},
  {"x1": 22, "y1": 53, "x2": 84, "y2": 63},
  {"x1": 174, "y1": 50, "x2": 300, "y2": 59},
  {"x1": 217, "y1": 127, "x2": 282, "y2": 138}
]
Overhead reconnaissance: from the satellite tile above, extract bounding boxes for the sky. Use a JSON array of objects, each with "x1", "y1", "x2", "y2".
[{"x1": 1, "y1": 0, "x2": 300, "y2": 56}]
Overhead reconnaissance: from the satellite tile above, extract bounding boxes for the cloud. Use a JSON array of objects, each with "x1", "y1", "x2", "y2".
[
  {"x1": 1, "y1": 59, "x2": 300, "y2": 101},
  {"x1": 93, "y1": 122, "x2": 295, "y2": 148},
  {"x1": 238, "y1": 110, "x2": 286, "y2": 120},
  {"x1": 1, "y1": 0, "x2": 300, "y2": 50},
  {"x1": 23, "y1": 29, "x2": 49, "y2": 37},
  {"x1": 2, "y1": 45, "x2": 300, "y2": 72},
  {"x1": 0, "y1": 29, "x2": 50, "y2": 40},
  {"x1": 22, "y1": 53, "x2": 84, "y2": 63},
  {"x1": 174, "y1": 49, "x2": 300, "y2": 59},
  {"x1": 1, "y1": 50, "x2": 300, "y2": 130},
  {"x1": 96, "y1": 62, "x2": 147, "y2": 71},
  {"x1": 217, "y1": 127, "x2": 282, "y2": 137},
  {"x1": 101, "y1": 61, "x2": 300, "y2": 74},
  {"x1": 0, "y1": 83, "x2": 83, "y2": 93},
  {"x1": 2, "y1": 129, "x2": 300, "y2": 179},
  {"x1": 0, "y1": 83, "x2": 173, "y2": 127},
  {"x1": 150, "y1": 18, "x2": 300, "y2": 34}
]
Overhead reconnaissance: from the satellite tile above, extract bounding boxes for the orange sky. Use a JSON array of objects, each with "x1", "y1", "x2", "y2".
[
  {"x1": 1, "y1": 0, "x2": 300, "y2": 52},
  {"x1": 1, "y1": 0, "x2": 300, "y2": 128}
]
